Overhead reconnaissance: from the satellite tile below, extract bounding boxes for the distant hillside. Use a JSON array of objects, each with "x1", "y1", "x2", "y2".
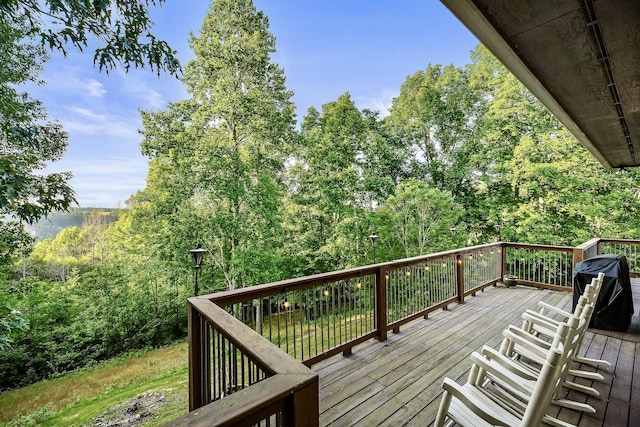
[{"x1": 24, "y1": 208, "x2": 122, "y2": 241}]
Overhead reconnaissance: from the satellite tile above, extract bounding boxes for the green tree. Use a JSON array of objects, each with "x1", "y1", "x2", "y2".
[
  {"x1": 0, "y1": 20, "x2": 75, "y2": 268},
  {"x1": 373, "y1": 179, "x2": 462, "y2": 259},
  {"x1": 386, "y1": 64, "x2": 485, "y2": 242},
  {"x1": 466, "y1": 45, "x2": 640, "y2": 245},
  {"x1": 387, "y1": 64, "x2": 477, "y2": 193},
  {"x1": 27, "y1": 226, "x2": 91, "y2": 281},
  {"x1": 136, "y1": 0, "x2": 295, "y2": 292},
  {"x1": 500, "y1": 128, "x2": 640, "y2": 245},
  {"x1": 284, "y1": 94, "x2": 406, "y2": 271},
  {"x1": 0, "y1": 0, "x2": 179, "y2": 75}
]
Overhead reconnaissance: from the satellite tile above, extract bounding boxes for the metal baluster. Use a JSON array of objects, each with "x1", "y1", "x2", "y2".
[
  {"x1": 320, "y1": 285, "x2": 325, "y2": 353},
  {"x1": 330, "y1": 282, "x2": 336, "y2": 348},
  {"x1": 291, "y1": 290, "x2": 297, "y2": 359},
  {"x1": 210, "y1": 328, "x2": 217, "y2": 401}
]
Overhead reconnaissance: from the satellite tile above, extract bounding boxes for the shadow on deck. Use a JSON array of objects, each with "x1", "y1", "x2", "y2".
[{"x1": 314, "y1": 280, "x2": 640, "y2": 426}]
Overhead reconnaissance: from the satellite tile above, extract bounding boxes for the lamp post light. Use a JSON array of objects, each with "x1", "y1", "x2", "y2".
[
  {"x1": 494, "y1": 224, "x2": 501, "y2": 241},
  {"x1": 189, "y1": 243, "x2": 208, "y2": 296},
  {"x1": 368, "y1": 233, "x2": 379, "y2": 263},
  {"x1": 449, "y1": 226, "x2": 457, "y2": 236}
]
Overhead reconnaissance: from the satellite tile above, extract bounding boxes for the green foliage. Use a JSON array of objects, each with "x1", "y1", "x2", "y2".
[
  {"x1": 387, "y1": 64, "x2": 477, "y2": 192},
  {"x1": 284, "y1": 94, "x2": 410, "y2": 272},
  {"x1": 0, "y1": 0, "x2": 180, "y2": 75},
  {"x1": 0, "y1": 304, "x2": 27, "y2": 351},
  {"x1": 0, "y1": 19, "x2": 76, "y2": 269},
  {"x1": 136, "y1": 0, "x2": 295, "y2": 292},
  {"x1": 0, "y1": 221, "x2": 32, "y2": 272},
  {"x1": 373, "y1": 180, "x2": 462, "y2": 259}
]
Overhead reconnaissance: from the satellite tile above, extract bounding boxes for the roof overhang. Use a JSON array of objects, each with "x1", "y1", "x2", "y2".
[{"x1": 441, "y1": 0, "x2": 640, "y2": 168}]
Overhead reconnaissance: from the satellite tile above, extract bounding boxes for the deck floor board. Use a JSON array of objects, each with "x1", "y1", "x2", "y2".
[{"x1": 314, "y1": 279, "x2": 640, "y2": 426}]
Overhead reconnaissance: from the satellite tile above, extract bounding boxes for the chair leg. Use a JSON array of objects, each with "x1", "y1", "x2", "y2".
[{"x1": 434, "y1": 390, "x2": 453, "y2": 427}]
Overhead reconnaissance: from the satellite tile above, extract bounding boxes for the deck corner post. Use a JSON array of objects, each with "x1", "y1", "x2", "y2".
[
  {"x1": 288, "y1": 378, "x2": 320, "y2": 427},
  {"x1": 375, "y1": 266, "x2": 388, "y2": 341}
]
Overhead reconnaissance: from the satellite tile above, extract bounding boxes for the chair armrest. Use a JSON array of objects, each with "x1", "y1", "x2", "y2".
[
  {"x1": 537, "y1": 301, "x2": 572, "y2": 319},
  {"x1": 522, "y1": 311, "x2": 559, "y2": 332},
  {"x1": 504, "y1": 325, "x2": 551, "y2": 356}
]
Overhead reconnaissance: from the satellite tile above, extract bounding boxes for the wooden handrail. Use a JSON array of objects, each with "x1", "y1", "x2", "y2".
[
  {"x1": 574, "y1": 237, "x2": 600, "y2": 251},
  {"x1": 189, "y1": 299, "x2": 314, "y2": 375},
  {"x1": 168, "y1": 375, "x2": 317, "y2": 427},
  {"x1": 505, "y1": 242, "x2": 574, "y2": 252},
  {"x1": 184, "y1": 298, "x2": 318, "y2": 426},
  {"x1": 204, "y1": 242, "x2": 503, "y2": 306}
]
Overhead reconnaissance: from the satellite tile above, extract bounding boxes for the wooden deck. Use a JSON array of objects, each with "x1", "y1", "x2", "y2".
[{"x1": 313, "y1": 279, "x2": 640, "y2": 426}]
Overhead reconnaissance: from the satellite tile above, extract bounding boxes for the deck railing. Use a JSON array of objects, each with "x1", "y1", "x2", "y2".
[
  {"x1": 503, "y1": 243, "x2": 575, "y2": 290},
  {"x1": 175, "y1": 238, "x2": 640, "y2": 426},
  {"x1": 598, "y1": 239, "x2": 640, "y2": 275},
  {"x1": 168, "y1": 298, "x2": 318, "y2": 427}
]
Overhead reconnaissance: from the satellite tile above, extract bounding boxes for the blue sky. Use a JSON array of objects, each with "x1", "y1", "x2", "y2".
[{"x1": 33, "y1": 1, "x2": 480, "y2": 208}]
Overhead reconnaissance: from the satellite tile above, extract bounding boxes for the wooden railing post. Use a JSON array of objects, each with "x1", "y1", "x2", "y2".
[
  {"x1": 288, "y1": 380, "x2": 320, "y2": 427},
  {"x1": 188, "y1": 300, "x2": 204, "y2": 411},
  {"x1": 500, "y1": 243, "x2": 506, "y2": 280},
  {"x1": 573, "y1": 238, "x2": 602, "y2": 269},
  {"x1": 455, "y1": 253, "x2": 464, "y2": 303},
  {"x1": 375, "y1": 267, "x2": 388, "y2": 342},
  {"x1": 573, "y1": 246, "x2": 584, "y2": 270}
]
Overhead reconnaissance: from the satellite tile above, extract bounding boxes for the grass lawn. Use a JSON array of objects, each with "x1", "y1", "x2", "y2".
[
  {"x1": 0, "y1": 310, "x2": 375, "y2": 426},
  {"x1": 0, "y1": 341, "x2": 190, "y2": 427}
]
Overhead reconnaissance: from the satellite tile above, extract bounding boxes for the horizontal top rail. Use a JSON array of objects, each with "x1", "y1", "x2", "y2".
[
  {"x1": 505, "y1": 242, "x2": 574, "y2": 252},
  {"x1": 204, "y1": 242, "x2": 504, "y2": 306},
  {"x1": 599, "y1": 238, "x2": 640, "y2": 245},
  {"x1": 166, "y1": 374, "x2": 312, "y2": 427},
  {"x1": 575, "y1": 238, "x2": 600, "y2": 251}
]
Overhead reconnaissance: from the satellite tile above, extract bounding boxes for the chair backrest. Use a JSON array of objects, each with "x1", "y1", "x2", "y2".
[
  {"x1": 583, "y1": 272, "x2": 605, "y2": 306},
  {"x1": 573, "y1": 298, "x2": 596, "y2": 355},
  {"x1": 467, "y1": 323, "x2": 568, "y2": 426},
  {"x1": 553, "y1": 309, "x2": 588, "y2": 389}
]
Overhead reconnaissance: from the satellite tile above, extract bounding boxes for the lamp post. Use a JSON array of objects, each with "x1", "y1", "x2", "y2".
[
  {"x1": 495, "y1": 224, "x2": 501, "y2": 241},
  {"x1": 189, "y1": 243, "x2": 208, "y2": 296},
  {"x1": 368, "y1": 233, "x2": 379, "y2": 263}
]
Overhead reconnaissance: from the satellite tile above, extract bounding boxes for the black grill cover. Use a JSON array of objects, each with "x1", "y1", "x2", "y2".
[{"x1": 573, "y1": 254, "x2": 634, "y2": 331}]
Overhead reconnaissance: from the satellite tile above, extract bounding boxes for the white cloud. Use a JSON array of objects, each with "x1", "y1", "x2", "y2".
[
  {"x1": 355, "y1": 88, "x2": 397, "y2": 117},
  {"x1": 43, "y1": 68, "x2": 107, "y2": 99},
  {"x1": 45, "y1": 154, "x2": 148, "y2": 208},
  {"x1": 61, "y1": 117, "x2": 139, "y2": 139},
  {"x1": 83, "y1": 79, "x2": 107, "y2": 98},
  {"x1": 118, "y1": 71, "x2": 170, "y2": 110},
  {"x1": 60, "y1": 106, "x2": 141, "y2": 139}
]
